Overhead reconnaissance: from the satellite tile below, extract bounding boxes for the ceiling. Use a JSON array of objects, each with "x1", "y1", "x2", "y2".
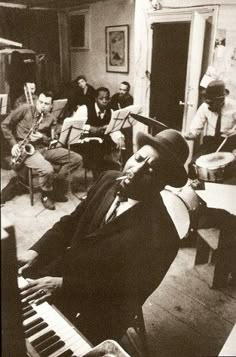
[{"x1": 0, "y1": 0, "x2": 102, "y2": 10}]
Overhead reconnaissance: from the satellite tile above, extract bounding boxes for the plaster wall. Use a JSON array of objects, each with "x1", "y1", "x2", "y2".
[
  {"x1": 216, "y1": 5, "x2": 236, "y2": 99},
  {"x1": 70, "y1": 0, "x2": 135, "y2": 97}
]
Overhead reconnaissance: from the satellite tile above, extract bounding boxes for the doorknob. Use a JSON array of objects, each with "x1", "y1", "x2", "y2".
[{"x1": 179, "y1": 100, "x2": 193, "y2": 107}]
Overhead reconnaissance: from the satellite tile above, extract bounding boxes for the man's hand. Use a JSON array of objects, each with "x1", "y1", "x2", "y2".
[
  {"x1": 224, "y1": 126, "x2": 236, "y2": 137},
  {"x1": 184, "y1": 132, "x2": 196, "y2": 140},
  {"x1": 30, "y1": 131, "x2": 43, "y2": 142},
  {"x1": 20, "y1": 276, "x2": 63, "y2": 305},
  {"x1": 89, "y1": 125, "x2": 107, "y2": 136},
  {"x1": 18, "y1": 250, "x2": 39, "y2": 275},
  {"x1": 11, "y1": 143, "x2": 21, "y2": 157}
]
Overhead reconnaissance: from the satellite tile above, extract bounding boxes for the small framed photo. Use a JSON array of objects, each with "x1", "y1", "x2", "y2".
[{"x1": 105, "y1": 25, "x2": 129, "y2": 73}]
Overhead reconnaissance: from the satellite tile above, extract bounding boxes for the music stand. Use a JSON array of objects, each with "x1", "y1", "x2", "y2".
[
  {"x1": 52, "y1": 99, "x2": 68, "y2": 120},
  {"x1": 130, "y1": 113, "x2": 169, "y2": 133},
  {"x1": 48, "y1": 121, "x2": 86, "y2": 199},
  {"x1": 105, "y1": 105, "x2": 143, "y2": 135}
]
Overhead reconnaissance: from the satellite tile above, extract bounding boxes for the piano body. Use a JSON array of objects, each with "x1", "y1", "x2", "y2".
[{"x1": 1, "y1": 216, "x2": 92, "y2": 357}]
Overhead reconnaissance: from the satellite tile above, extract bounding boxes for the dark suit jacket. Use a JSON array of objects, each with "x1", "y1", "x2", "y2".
[
  {"x1": 110, "y1": 93, "x2": 133, "y2": 110},
  {"x1": 86, "y1": 103, "x2": 112, "y2": 128},
  {"x1": 30, "y1": 171, "x2": 179, "y2": 342}
]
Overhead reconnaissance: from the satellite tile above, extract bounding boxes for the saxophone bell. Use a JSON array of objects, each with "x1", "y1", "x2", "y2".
[{"x1": 24, "y1": 143, "x2": 35, "y2": 156}]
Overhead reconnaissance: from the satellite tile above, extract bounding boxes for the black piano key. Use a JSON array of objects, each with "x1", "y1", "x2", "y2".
[
  {"x1": 22, "y1": 304, "x2": 33, "y2": 313},
  {"x1": 25, "y1": 322, "x2": 48, "y2": 338},
  {"x1": 40, "y1": 340, "x2": 65, "y2": 357},
  {"x1": 57, "y1": 350, "x2": 74, "y2": 357},
  {"x1": 31, "y1": 330, "x2": 55, "y2": 347},
  {"x1": 35, "y1": 334, "x2": 60, "y2": 352},
  {"x1": 23, "y1": 309, "x2": 37, "y2": 320},
  {"x1": 24, "y1": 317, "x2": 43, "y2": 331},
  {"x1": 21, "y1": 300, "x2": 30, "y2": 308}
]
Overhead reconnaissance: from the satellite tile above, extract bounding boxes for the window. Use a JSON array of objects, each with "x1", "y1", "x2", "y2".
[{"x1": 69, "y1": 9, "x2": 90, "y2": 50}]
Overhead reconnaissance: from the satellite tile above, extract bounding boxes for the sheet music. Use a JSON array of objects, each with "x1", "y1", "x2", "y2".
[
  {"x1": 105, "y1": 105, "x2": 143, "y2": 135},
  {"x1": 52, "y1": 99, "x2": 68, "y2": 119},
  {"x1": 58, "y1": 117, "x2": 87, "y2": 146}
]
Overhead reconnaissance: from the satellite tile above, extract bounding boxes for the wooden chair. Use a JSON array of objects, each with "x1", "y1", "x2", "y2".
[
  {"x1": 16, "y1": 167, "x2": 39, "y2": 206},
  {"x1": 16, "y1": 164, "x2": 61, "y2": 206}
]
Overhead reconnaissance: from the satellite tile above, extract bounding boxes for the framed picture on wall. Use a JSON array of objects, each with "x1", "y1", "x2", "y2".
[{"x1": 105, "y1": 25, "x2": 129, "y2": 73}]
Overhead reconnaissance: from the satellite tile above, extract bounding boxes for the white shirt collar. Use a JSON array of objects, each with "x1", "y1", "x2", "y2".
[{"x1": 95, "y1": 102, "x2": 106, "y2": 117}]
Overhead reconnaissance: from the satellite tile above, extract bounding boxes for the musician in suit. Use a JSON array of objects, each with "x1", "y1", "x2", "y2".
[
  {"x1": 110, "y1": 81, "x2": 134, "y2": 162},
  {"x1": 18, "y1": 129, "x2": 189, "y2": 344},
  {"x1": 184, "y1": 80, "x2": 236, "y2": 182},
  {"x1": 73, "y1": 86, "x2": 122, "y2": 177},
  {"x1": 1, "y1": 91, "x2": 82, "y2": 210},
  {"x1": 110, "y1": 81, "x2": 134, "y2": 111}
]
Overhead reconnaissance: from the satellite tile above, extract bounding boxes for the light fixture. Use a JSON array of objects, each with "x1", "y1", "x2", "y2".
[{"x1": 150, "y1": 0, "x2": 162, "y2": 10}]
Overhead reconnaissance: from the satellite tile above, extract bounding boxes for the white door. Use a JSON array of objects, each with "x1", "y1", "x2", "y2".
[{"x1": 182, "y1": 11, "x2": 206, "y2": 134}]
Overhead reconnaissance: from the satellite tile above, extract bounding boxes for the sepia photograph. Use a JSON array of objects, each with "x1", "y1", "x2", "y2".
[{"x1": 1, "y1": 1, "x2": 236, "y2": 357}]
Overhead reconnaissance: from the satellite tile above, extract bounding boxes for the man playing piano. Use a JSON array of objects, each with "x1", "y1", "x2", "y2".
[{"x1": 18, "y1": 129, "x2": 189, "y2": 344}]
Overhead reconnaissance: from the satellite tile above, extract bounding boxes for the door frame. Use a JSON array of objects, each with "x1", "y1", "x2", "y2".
[{"x1": 144, "y1": 6, "x2": 218, "y2": 132}]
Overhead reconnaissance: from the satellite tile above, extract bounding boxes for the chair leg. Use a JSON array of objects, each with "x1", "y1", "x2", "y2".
[
  {"x1": 28, "y1": 168, "x2": 34, "y2": 206},
  {"x1": 135, "y1": 306, "x2": 149, "y2": 357},
  {"x1": 126, "y1": 306, "x2": 149, "y2": 357}
]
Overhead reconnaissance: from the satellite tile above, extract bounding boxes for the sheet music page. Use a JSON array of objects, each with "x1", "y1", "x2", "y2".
[
  {"x1": 58, "y1": 117, "x2": 87, "y2": 146},
  {"x1": 105, "y1": 105, "x2": 143, "y2": 135},
  {"x1": 52, "y1": 99, "x2": 68, "y2": 119}
]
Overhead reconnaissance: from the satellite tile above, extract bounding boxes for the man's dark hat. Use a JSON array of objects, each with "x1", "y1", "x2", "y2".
[
  {"x1": 136, "y1": 129, "x2": 189, "y2": 187},
  {"x1": 203, "y1": 80, "x2": 229, "y2": 100}
]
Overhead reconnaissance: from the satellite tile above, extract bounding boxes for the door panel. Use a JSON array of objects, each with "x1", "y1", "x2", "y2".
[
  {"x1": 182, "y1": 11, "x2": 206, "y2": 133},
  {"x1": 150, "y1": 22, "x2": 190, "y2": 132}
]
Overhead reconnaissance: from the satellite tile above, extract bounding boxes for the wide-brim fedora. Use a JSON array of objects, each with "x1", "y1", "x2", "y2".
[
  {"x1": 203, "y1": 80, "x2": 229, "y2": 100},
  {"x1": 136, "y1": 129, "x2": 189, "y2": 187}
]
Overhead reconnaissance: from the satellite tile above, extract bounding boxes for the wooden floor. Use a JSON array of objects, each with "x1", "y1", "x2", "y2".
[{"x1": 1, "y1": 168, "x2": 236, "y2": 357}]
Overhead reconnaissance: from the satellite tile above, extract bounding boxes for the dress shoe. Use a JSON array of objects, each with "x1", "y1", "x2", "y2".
[
  {"x1": 41, "y1": 192, "x2": 55, "y2": 210},
  {"x1": 53, "y1": 192, "x2": 68, "y2": 202}
]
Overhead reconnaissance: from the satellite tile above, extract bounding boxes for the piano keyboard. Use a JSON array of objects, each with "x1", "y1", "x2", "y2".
[{"x1": 18, "y1": 276, "x2": 92, "y2": 357}]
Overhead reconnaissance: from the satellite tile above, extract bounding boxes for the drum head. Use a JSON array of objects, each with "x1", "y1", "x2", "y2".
[
  {"x1": 196, "y1": 152, "x2": 235, "y2": 169},
  {"x1": 161, "y1": 189, "x2": 190, "y2": 239}
]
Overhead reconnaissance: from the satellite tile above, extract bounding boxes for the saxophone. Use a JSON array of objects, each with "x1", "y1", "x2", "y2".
[{"x1": 11, "y1": 113, "x2": 44, "y2": 170}]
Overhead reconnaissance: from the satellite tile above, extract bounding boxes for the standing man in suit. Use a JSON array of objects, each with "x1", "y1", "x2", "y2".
[{"x1": 19, "y1": 129, "x2": 189, "y2": 344}]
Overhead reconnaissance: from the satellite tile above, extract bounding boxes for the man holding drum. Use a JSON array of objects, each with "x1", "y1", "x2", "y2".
[{"x1": 184, "y1": 80, "x2": 236, "y2": 184}]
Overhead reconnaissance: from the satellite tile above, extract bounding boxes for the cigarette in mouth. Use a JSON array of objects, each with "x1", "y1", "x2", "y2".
[{"x1": 116, "y1": 175, "x2": 128, "y2": 181}]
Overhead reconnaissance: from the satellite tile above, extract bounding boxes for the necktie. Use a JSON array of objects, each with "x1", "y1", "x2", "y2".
[
  {"x1": 98, "y1": 111, "x2": 105, "y2": 120},
  {"x1": 215, "y1": 111, "x2": 222, "y2": 137},
  {"x1": 106, "y1": 195, "x2": 127, "y2": 223}
]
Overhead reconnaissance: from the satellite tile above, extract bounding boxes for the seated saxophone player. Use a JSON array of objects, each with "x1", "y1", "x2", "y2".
[{"x1": 1, "y1": 91, "x2": 83, "y2": 210}]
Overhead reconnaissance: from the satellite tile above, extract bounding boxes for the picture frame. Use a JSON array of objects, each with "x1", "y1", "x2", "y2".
[{"x1": 105, "y1": 25, "x2": 129, "y2": 73}]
